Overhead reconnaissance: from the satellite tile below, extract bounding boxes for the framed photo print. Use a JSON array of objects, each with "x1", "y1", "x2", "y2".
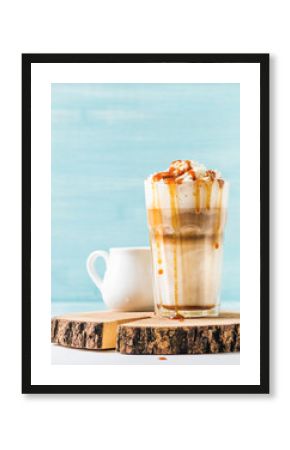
[{"x1": 22, "y1": 53, "x2": 269, "y2": 394}]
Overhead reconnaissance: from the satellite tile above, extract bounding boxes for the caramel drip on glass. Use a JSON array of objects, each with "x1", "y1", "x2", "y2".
[
  {"x1": 195, "y1": 180, "x2": 201, "y2": 213},
  {"x1": 152, "y1": 182, "x2": 163, "y2": 306},
  {"x1": 205, "y1": 180, "x2": 213, "y2": 210},
  {"x1": 151, "y1": 182, "x2": 162, "y2": 228},
  {"x1": 213, "y1": 180, "x2": 224, "y2": 248},
  {"x1": 168, "y1": 182, "x2": 179, "y2": 315}
]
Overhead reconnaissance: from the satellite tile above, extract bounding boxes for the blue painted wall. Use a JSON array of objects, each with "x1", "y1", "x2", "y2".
[{"x1": 51, "y1": 83, "x2": 240, "y2": 306}]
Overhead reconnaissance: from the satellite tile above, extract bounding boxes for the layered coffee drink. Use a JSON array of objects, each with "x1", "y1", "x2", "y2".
[{"x1": 145, "y1": 160, "x2": 229, "y2": 318}]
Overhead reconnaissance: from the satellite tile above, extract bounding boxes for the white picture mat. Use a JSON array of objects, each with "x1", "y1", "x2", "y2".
[{"x1": 31, "y1": 62, "x2": 260, "y2": 385}]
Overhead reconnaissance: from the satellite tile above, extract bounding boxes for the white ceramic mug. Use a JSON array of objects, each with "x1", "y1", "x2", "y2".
[{"x1": 86, "y1": 247, "x2": 154, "y2": 311}]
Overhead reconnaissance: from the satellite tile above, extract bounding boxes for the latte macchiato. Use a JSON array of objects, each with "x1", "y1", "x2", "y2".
[{"x1": 145, "y1": 160, "x2": 229, "y2": 318}]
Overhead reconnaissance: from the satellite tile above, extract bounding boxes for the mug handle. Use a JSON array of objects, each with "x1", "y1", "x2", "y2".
[{"x1": 86, "y1": 250, "x2": 110, "y2": 291}]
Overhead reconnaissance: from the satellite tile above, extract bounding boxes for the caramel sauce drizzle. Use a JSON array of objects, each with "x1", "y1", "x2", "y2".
[
  {"x1": 168, "y1": 182, "x2": 180, "y2": 316},
  {"x1": 195, "y1": 180, "x2": 201, "y2": 213},
  {"x1": 213, "y1": 180, "x2": 224, "y2": 248},
  {"x1": 205, "y1": 180, "x2": 213, "y2": 210},
  {"x1": 152, "y1": 182, "x2": 164, "y2": 305},
  {"x1": 151, "y1": 183, "x2": 162, "y2": 228},
  {"x1": 152, "y1": 171, "x2": 173, "y2": 183},
  {"x1": 170, "y1": 314, "x2": 184, "y2": 321}
]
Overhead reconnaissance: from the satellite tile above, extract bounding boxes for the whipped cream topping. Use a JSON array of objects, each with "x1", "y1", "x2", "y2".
[
  {"x1": 145, "y1": 160, "x2": 227, "y2": 210},
  {"x1": 148, "y1": 160, "x2": 222, "y2": 184}
]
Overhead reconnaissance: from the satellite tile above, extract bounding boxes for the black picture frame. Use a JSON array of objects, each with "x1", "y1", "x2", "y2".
[{"x1": 22, "y1": 53, "x2": 269, "y2": 394}]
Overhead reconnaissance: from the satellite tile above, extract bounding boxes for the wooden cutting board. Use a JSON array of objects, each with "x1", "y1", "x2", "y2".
[
  {"x1": 51, "y1": 311, "x2": 153, "y2": 350},
  {"x1": 116, "y1": 312, "x2": 240, "y2": 355}
]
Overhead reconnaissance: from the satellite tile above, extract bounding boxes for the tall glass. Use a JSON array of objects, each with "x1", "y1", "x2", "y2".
[{"x1": 145, "y1": 178, "x2": 228, "y2": 318}]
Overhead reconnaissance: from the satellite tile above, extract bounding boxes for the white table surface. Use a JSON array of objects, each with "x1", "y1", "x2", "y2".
[
  {"x1": 51, "y1": 345, "x2": 240, "y2": 365},
  {"x1": 51, "y1": 302, "x2": 240, "y2": 365}
]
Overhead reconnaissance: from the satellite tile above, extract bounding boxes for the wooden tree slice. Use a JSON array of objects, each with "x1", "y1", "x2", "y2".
[
  {"x1": 51, "y1": 311, "x2": 152, "y2": 350},
  {"x1": 116, "y1": 312, "x2": 240, "y2": 355}
]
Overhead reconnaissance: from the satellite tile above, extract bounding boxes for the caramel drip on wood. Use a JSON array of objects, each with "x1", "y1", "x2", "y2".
[
  {"x1": 168, "y1": 182, "x2": 179, "y2": 315},
  {"x1": 169, "y1": 313, "x2": 184, "y2": 321}
]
